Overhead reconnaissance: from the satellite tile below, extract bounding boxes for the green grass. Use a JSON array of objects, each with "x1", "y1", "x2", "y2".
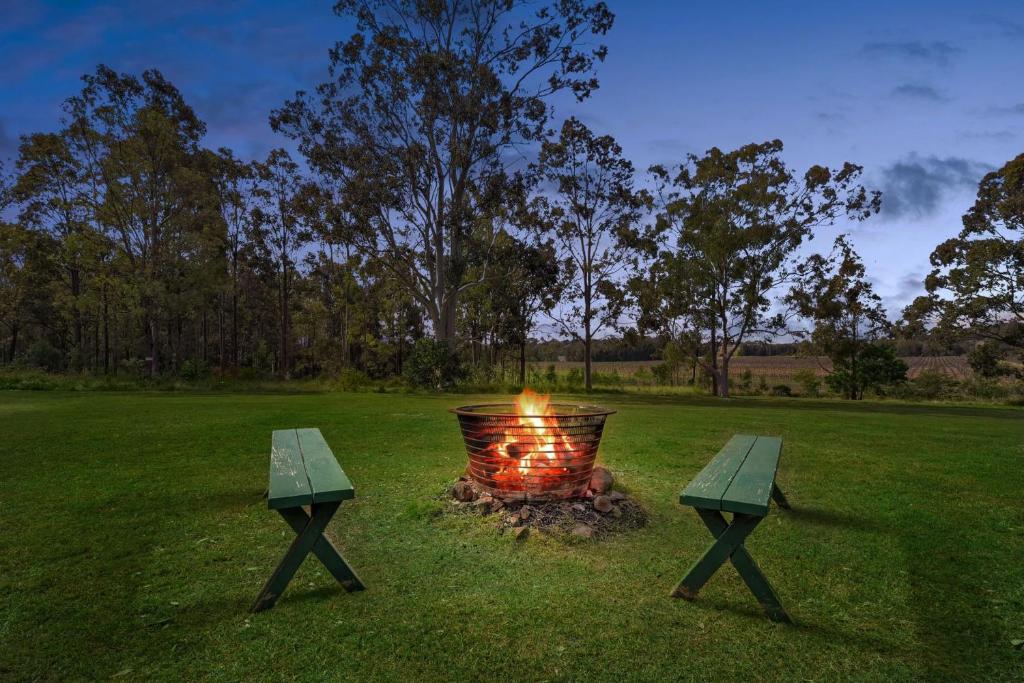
[{"x1": 1, "y1": 391, "x2": 1022, "y2": 681}]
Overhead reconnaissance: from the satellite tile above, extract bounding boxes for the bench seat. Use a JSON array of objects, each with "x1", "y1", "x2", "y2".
[
  {"x1": 680, "y1": 434, "x2": 782, "y2": 517},
  {"x1": 269, "y1": 428, "x2": 354, "y2": 509}
]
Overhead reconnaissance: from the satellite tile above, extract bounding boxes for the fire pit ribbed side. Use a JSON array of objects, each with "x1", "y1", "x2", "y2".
[{"x1": 451, "y1": 404, "x2": 615, "y2": 501}]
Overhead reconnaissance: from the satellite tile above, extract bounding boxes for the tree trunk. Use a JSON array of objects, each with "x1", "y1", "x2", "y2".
[
  {"x1": 8, "y1": 323, "x2": 18, "y2": 363},
  {"x1": 718, "y1": 354, "x2": 730, "y2": 398},
  {"x1": 519, "y1": 338, "x2": 527, "y2": 386}
]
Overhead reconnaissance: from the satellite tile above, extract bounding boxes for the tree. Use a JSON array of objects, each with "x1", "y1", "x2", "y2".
[
  {"x1": 271, "y1": 0, "x2": 614, "y2": 344},
  {"x1": 787, "y1": 235, "x2": 895, "y2": 399},
  {"x1": 65, "y1": 65, "x2": 217, "y2": 376},
  {"x1": 483, "y1": 232, "x2": 560, "y2": 384},
  {"x1": 639, "y1": 140, "x2": 880, "y2": 397},
  {"x1": 535, "y1": 117, "x2": 647, "y2": 391},
  {"x1": 915, "y1": 152, "x2": 1024, "y2": 354},
  {"x1": 251, "y1": 149, "x2": 309, "y2": 378},
  {"x1": 826, "y1": 344, "x2": 907, "y2": 399}
]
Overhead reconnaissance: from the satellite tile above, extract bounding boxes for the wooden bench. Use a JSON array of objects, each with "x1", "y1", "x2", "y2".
[
  {"x1": 672, "y1": 434, "x2": 792, "y2": 622},
  {"x1": 251, "y1": 428, "x2": 365, "y2": 612}
]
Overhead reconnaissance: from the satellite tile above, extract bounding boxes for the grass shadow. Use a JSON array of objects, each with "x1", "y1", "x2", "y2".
[{"x1": 783, "y1": 506, "x2": 885, "y2": 534}]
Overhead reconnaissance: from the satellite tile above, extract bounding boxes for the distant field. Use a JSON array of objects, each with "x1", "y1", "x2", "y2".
[{"x1": 532, "y1": 356, "x2": 973, "y2": 381}]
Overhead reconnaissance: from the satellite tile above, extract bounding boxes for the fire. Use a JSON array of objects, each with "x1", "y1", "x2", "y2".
[{"x1": 483, "y1": 388, "x2": 575, "y2": 492}]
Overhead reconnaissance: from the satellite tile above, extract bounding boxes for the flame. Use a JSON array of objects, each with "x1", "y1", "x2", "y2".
[{"x1": 480, "y1": 388, "x2": 575, "y2": 491}]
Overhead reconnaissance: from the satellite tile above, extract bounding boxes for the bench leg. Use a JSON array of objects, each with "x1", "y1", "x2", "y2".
[
  {"x1": 672, "y1": 509, "x2": 791, "y2": 624},
  {"x1": 251, "y1": 501, "x2": 340, "y2": 613},
  {"x1": 771, "y1": 483, "x2": 792, "y2": 510},
  {"x1": 277, "y1": 505, "x2": 365, "y2": 593}
]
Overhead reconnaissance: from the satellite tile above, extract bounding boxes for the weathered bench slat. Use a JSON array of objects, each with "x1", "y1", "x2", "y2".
[
  {"x1": 268, "y1": 429, "x2": 312, "y2": 510},
  {"x1": 680, "y1": 435, "x2": 757, "y2": 510},
  {"x1": 721, "y1": 436, "x2": 782, "y2": 516},
  {"x1": 296, "y1": 428, "x2": 355, "y2": 503}
]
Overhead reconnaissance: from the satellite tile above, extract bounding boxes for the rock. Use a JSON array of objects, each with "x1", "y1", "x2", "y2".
[
  {"x1": 611, "y1": 506, "x2": 623, "y2": 518},
  {"x1": 571, "y1": 503, "x2": 587, "y2": 513},
  {"x1": 609, "y1": 490, "x2": 627, "y2": 502},
  {"x1": 489, "y1": 498, "x2": 505, "y2": 513},
  {"x1": 474, "y1": 494, "x2": 494, "y2": 513},
  {"x1": 571, "y1": 524, "x2": 595, "y2": 539},
  {"x1": 589, "y1": 467, "x2": 613, "y2": 494},
  {"x1": 452, "y1": 481, "x2": 477, "y2": 502},
  {"x1": 513, "y1": 526, "x2": 530, "y2": 541},
  {"x1": 518, "y1": 507, "x2": 531, "y2": 522},
  {"x1": 593, "y1": 495, "x2": 613, "y2": 513},
  {"x1": 583, "y1": 489, "x2": 595, "y2": 499}
]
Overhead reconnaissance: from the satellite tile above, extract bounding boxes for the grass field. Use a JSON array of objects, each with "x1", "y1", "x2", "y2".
[
  {"x1": 2, "y1": 391, "x2": 1022, "y2": 681},
  {"x1": 535, "y1": 356, "x2": 974, "y2": 381}
]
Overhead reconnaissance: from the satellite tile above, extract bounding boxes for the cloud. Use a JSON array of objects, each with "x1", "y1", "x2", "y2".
[
  {"x1": 973, "y1": 15, "x2": 1024, "y2": 40},
  {"x1": 861, "y1": 40, "x2": 962, "y2": 67},
  {"x1": 890, "y1": 83, "x2": 949, "y2": 102},
  {"x1": 878, "y1": 155, "x2": 991, "y2": 220},
  {"x1": 985, "y1": 102, "x2": 1024, "y2": 116},
  {"x1": 960, "y1": 129, "x2": 1016, "y2": 141}
]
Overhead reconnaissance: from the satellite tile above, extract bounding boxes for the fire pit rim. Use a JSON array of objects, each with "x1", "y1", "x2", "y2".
[{"x1": 448, "y1": 403, "x2": 616, "y2": 419}]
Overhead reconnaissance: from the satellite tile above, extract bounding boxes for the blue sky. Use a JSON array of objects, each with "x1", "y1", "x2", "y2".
[{"x1": 2, "y1": 0, "x2": 1023, "y2": 314}]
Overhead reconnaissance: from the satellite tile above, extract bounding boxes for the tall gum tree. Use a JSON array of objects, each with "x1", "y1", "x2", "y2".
[
  {"x1": 270, "y1": 0, "x2": 614, "y2": 343},
  {"x1": 534, "y1": 116, "x2": 648, "y2": 391},
  {"x1": 910, "y1": 152, "x2": 1024, "y2": 355},
  {"x1": 638, "y1": 140, "x2": 880, "y2": 398}
]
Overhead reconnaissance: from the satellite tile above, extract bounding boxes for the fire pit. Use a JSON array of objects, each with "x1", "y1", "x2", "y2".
[{"x1": 451, "y1": 389, "x2": 615, "y2": 501}]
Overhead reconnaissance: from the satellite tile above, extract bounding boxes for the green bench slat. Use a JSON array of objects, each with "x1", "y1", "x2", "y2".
[
  {"x1": 680, "y1": 435, "x2": 757, "y2": 510},
  {"x1": 296, "y1": 428, "x2": 355, "y2": 504},
  {"x1": 269, "y1": 429, "x2": 312, "y2": 510},
  {"x1": 720, "y1": 436, "x2": 782, "y2": 516}
]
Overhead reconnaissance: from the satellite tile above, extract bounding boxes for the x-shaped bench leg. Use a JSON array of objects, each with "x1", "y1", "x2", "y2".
[
  {"x1": 672, "y1": 508, "x2": 791, "y2": 623},
  {"x1": 251, "y1": 501, "x2": 365, "y2": 613}
]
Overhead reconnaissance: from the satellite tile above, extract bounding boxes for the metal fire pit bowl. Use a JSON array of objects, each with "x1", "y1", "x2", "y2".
[{"x1": 450, "y1": 403, "x2": 616, "y2": 501}]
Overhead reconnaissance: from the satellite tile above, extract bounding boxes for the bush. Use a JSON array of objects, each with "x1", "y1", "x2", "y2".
[
  {"x1": 403, "y1": 339, "x2": 464, "y2": 389},
  {"x1": 23, "y1": 341, "x2": 64, "y2": 373},
  {"x1": 334, "y1": 367, "x2": 373, "y2": 391},
  {"x1": 770, "y1": 384, "x2": 793, "y2": 397},
  {"x1": 738, "y1": 369, "x2": 753, "y2": 391},
  {"x1": 564, "y1": 367, "x2": 584, "y2": 389},
  {"x1": 179, "y1": 359, "x2": 210, "y2": 381},
  {"x1": 793, "y1": 369, "x2": 822, "y2": 397}
]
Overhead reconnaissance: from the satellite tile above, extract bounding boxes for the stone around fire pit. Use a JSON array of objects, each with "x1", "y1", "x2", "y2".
[
  {"x1": 444, "y1": 477, "x2": 647, "y2": 539},
  {"x1": 589, "y1": 466, "x2": 614, "y2": 495}
]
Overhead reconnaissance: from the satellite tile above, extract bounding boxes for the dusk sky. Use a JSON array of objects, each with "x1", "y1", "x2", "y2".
[{"x1": 2, "y1": 0, "x2": 1023, "y2": 315}]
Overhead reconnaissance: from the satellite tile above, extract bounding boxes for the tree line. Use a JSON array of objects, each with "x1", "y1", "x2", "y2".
[{"x1": 0, "y1": 1, "x2": 1020, "y2": 399}]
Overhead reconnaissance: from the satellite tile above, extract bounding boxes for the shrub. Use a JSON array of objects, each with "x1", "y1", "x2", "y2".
[
  {"x1": 403, "y1": 339, "x2": 464, "y2": 389},
  {"x1": 564, "y1": 367, "x2": 584, "y2": 389},
  {"x1": 334, "y1": 367, "x2": 373, "y2": 391},
  {"x1": 23, "y1": 341, "x2": 64, "y2": 373},
  {"x1": 793, "y1": 369, "x2": 822, "y2": 397},
  {"x1": 757, "y1": 375, "x2": 769, "y2": 394},
  {"x1": 738, "y1": 369, "x2": 753, "y2": 391},
  {"x1": 770, "y1": 384, "x2": 793, "y2": 397},
  {"x1": 179, "y1": 359, "x2": 210, "y2": 381}
]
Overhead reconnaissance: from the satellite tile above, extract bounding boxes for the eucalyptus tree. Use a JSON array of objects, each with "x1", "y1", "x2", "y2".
[
  {"x1": 60, "y1": 65, "x2": 216, "y2": 375},
  {"x1": 271, "y1": 0, "x2": 614, "y2": 344},
  {"x1": 640, "y1": 140, "x2": 880, "y2": 397},
  {"x1": 912, "y1": 152, "x2": 1023, "y2": 355},
  {"x1": 533, "y1": 117, "x2": 647, "y2": 391},
  {"x1": 786, "y1": 235, "x2": 902, "y2": 399},
  {"x1": 251, "y1": 149, "x2": 310, "y2": 378}
]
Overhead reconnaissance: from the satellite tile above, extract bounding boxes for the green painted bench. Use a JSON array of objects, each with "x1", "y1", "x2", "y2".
[
  {"x1": 671, "y1": 434, "x2": 792, "y2": 622},
  {"x1": 251, "y1": 428, "x2": 365, "y2": 612}
]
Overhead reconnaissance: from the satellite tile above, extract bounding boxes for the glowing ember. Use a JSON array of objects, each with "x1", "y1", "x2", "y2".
[{"x1": 451, "y1": 390, "x2": 615, "y2": 501}]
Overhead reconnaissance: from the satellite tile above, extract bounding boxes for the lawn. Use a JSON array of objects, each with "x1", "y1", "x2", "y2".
[{"x1": 1, "y1": 391, "x2": 1022, "y2": 681}]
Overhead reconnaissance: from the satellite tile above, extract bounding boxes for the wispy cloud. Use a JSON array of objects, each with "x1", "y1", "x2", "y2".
[
  {"x1": 985, "y1": 102, "x2": 1024, "y2": 116},
  {"x1": 862, "y1": 40, "x2": 962, "y2": 67},
  {"x1": 973, "y1": 15, "x2": 1024, "y2": 40},
  {"x1": 878, "y1": 155, "x2": 990, "y2": 220},
  {"x1": 890, "y1": 83, "x2": 949, "y2": 103}
]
